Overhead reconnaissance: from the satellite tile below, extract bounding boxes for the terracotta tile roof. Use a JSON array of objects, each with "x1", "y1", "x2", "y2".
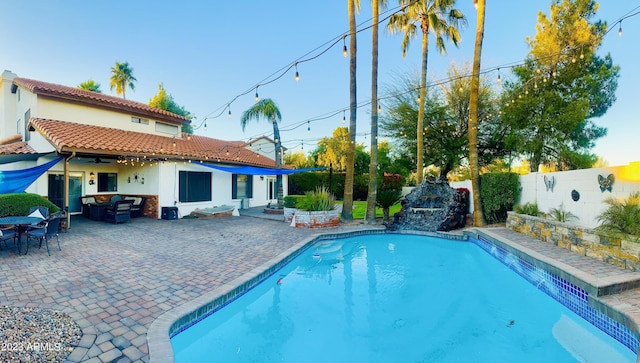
[
  {"x1": 29, "y1": 118, "x2": 278, "y2": 168},
  {"x1": 0, "y1": 140, "x2": 37, "y2": 155},
  {"x1": 14, "y1": 78, "x2": 189, "y2": 126}
]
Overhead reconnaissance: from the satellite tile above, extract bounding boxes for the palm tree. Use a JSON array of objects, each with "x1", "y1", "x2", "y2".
[
  {"x1": 365, "y1": 0, "x2": 387, "y2": 224},
  {"x1": 109, "y1": 62, "x2": 136, "y2": 99},
  {"x1": 342, "y1": 0, "x2": 359, "y2": 222},
  {"x1": 78, "y1": 80, "x2": 102, "y2": 93},
  {"x1": 241, "y1": 99, "x2": 285, "y2": 209},
  {"x1": 388, "y1": 0, "x2": 465, "y2": 182},
  {"x1": 468, "y1": 0, "x2": 485, "y2": 226}
]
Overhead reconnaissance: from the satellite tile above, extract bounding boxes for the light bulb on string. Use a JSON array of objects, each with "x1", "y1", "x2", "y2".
[
  {"x1": 377, "y1": 103, "x2": 381, "y2": 113},
  {"x1": 294, "y1": 62, "x2": 299, "y2": 81},
  {"x1": 497, "y1": 68, "x2": 501, "y2": 84},
  {"x1": 342, "y1": 35, "x2": 348, "y2": 57},
  {"x1": 255, "y1": 87, "x2": 259, "y2": 102},
  {"x1": 203, "y1": 121, "x2": 207, "y2": 131},
  {"x1": 307, "y1": 121, "x2": 310, "y2": 134},
  {"x1": 342, "y1": 110, "x2": 346, "y2": 124},
  {"x1": 228, "y1": 108, "x2": 232, "y2": 118},
  {"x1": 618, "y1": 22, "x2": 622, "y2": 36}
]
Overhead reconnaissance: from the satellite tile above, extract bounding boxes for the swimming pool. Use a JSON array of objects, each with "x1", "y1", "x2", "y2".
[{"x1": 171, "y1": 234, "x2": 637, "y2": 362}]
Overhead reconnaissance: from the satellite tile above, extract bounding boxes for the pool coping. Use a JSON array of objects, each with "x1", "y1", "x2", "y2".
[{"x1": 147, "y1": 228, "x2": 640, "y2": 363}]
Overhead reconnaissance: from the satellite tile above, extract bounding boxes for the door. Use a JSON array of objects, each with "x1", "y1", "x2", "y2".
[
  {"x1": 48, "y1": 173, "x2": 83, "y2": 213},
  {"x1": 266, "y1": 177, "x2": 276, "y2": 201}
]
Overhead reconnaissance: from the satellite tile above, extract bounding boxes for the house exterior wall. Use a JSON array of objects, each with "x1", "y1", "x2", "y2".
[
  {"x1": 37, "y1": 98, "x2": 182, "y2": 138},
  {"x1": 0, "y1": 71, "x2": 18, "y2": 140},
  {"x1": 1, "y1": 72, "x2": 287, "y2": 218}
]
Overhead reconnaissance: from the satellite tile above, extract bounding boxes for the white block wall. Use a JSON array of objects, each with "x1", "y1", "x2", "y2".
[{"x1": 452, "y1": 162, "x2": 640, "y2": 229}]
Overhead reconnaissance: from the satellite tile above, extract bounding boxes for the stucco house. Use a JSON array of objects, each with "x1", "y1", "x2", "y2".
[{"x1": 0, "y1": 70, "x2": 290, "y2": 225}]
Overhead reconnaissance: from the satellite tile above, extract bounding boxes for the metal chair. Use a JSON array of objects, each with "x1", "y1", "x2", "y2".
[
  {"x1": 0, "y1": 227, "x2": 17, "y2": 250},
  {"x1": 25, "y1": 217, "x2": 61, "y2": 256},
  {"x1": 28, "y1": 206, "x2": 50, "y2": 219}
]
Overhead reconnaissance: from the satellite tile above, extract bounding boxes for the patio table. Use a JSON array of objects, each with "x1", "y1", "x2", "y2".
[
  {"x1": 0, "y1": 216, "x2": 45, "y2": 255},
  {"x1": 88, "y1": 202, "x2": 112, "y2": 221}
]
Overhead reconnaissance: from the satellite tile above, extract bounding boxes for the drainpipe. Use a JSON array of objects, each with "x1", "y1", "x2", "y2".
[{"x1": 64, "y1": 152, "x2": 76, "y2": 230}]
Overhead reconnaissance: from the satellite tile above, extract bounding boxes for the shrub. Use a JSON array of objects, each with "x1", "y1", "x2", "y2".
[
  {"x1": 596, "y1": 192, "x2": 640, "y2": 238},
  {"x1": 514, "y1": 202, "x2": 543, "y2": 217},
  {"x1": 375, "y1": 172, "x2": 404, "y2": 221},
  {"x1": 547, "y1": 204, "x2": 578, "y2": 223},
  {"x1": 479, "y1": 172, "x2": 521, "y2": 224},
  {"x1": 0, "y1": 193, "x2": 61, "y2": 218},
  {"x1": 284, "y1": 195, "x2": 305, "y2": 208},
  {"x1": 288, "y1": 172, "x2": 370, "y2": 201},
  {"x1": 297, "y1": 187, "x2": 336, "y2": 211}
]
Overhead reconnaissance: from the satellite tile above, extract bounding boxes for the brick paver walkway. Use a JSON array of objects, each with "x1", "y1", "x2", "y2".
[
  {"x1": 2, "y1": 217, "x2": 639, "y2": 362},
  {"x1": 0, "y1": 214, "x2": 377, "y2": 363}
]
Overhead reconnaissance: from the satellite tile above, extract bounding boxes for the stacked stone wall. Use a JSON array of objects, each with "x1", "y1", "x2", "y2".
[{"x1": 507, "y1": 211, "x2": 640, "y2": 271}]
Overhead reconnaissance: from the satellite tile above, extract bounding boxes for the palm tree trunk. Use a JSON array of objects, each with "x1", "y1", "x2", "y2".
[
  {"x1": 469, "y1": 0, "x2": 486, "y2": 227},
  {"x1": 365, "y1": 0, "x2": 380, "y2": 224},
  {"x1": 416, "y1": 28, "x2": 429, "y2": 183},
  {"x1": 273, "y1": 120, "x2": 284, "y2": 209},
  {"x1": 342, "y1": 0, "x2": 357, "y2": 222}
]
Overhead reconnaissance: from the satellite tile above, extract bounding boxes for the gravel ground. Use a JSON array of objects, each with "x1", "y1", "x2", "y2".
[{"x1": 0, "y1": 306, "x2": 81, "y2": 362}]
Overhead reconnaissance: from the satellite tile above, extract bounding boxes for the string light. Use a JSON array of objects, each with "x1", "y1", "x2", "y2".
[
  {"x1": 497, "y1": 68, "x2": 501, "y2": 84},
  {"x1": 255, "y1": 86, "x2": 259, "y2": 102},
  {"x1": 618, "y1": 21, "x2": 623, "y2": 36},
  {"x1": 307, "y1": 121, "x2": 310, "y2": 133},
  {"x1": 342, "y1": 110, "x2": 346, "y2": 124},
  {"x1": 228, "y1": 106, "x2": 232, "y2": 118},
  {"x1": 294, "y1": 62, "x2": 299, "y2": 81},
  {"x1": 342, "y1": 35, "x2": 348, "y2": 57}
]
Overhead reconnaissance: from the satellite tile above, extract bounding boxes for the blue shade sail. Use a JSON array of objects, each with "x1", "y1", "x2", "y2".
[
  {"x1": 198, "y1": 163, "x2": 322, "y2": 175},
  {"x1": 0, "y1": 157, "x2": 63, "y2": 194}
]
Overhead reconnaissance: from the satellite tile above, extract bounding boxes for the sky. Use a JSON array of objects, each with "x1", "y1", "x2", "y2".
[{"x1": 1, "y1": 1, "x2": 638, "y2": 166}]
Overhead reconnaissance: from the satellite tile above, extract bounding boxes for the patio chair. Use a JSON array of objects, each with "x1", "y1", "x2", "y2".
[
  {"x1": 28, "y1": 206, "x2": 50, "y2": 219},
  {"x1": 124, "y1": 196, "x2": 146, "y2": 218},
  {"x1": 0, "y1": 227, "x2": 17, "y2": 250},
  {"x1": 24, "y1": 217, "x2": 61, "y2": 256},
  {"x1": 104, "y1": 200, "x2": 134, "y2": 224},
  {"x1": 79, "y1": 196, "x2": 96, "y2": 218}
]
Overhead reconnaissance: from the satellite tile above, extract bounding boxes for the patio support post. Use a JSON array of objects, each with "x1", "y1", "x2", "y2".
[{"x1": 64, "y1": 152, "x2": 75, "y2": 229}]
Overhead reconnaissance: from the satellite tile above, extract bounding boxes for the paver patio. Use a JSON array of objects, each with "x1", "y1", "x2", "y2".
[{"x1": 1, "y1": 212, "x2": 639, "y2": 362}]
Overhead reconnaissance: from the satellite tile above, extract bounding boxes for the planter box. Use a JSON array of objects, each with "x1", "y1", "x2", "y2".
[
  {"x1": 284, "y1": 207, "x2": 297, "y2": 223},
  {"x1": 291, "y1": 209, "x2": 340, "y2": 228}
]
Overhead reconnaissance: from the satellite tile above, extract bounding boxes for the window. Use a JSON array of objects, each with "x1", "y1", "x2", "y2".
[
  {"x1": 97, "y1": 172, "x2": 118, "y2": 192},
  {"x1": 179, "y1": 171, "x2": 212, "y2": 202},
  {"x1": 131, "y1": 116, "x2": 149, "y2": 125},
  {"x1": 156, "y1": 122, "x2": 179, "y2": 135},
  {"x1": 232, "y1": 174, "x2": 253, "y2": 199}
]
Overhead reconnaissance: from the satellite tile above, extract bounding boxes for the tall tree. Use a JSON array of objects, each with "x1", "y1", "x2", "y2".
[
  {"x1": 78, "y1": 80, "x2": 102, "y2": 93},
  {"x1": 500, "y1": 0, "x2": 619, "y2": 171},
  {"x1": 388, "y1": 0, "x2": 465, "y2": 183},
  {"x1": 241, "y1": 99, "x2": 285, "y2": 208},
  {"x1": 342, "y1": 0, "x2": 360, "y2": 222},
  {"x1": 469, "y1": 0, "x2": 486, "y2": 226},
  {"x1": 109, "y1": 61, "x2": 136, "y2": 99},
  {"x1": 148, "y1": 83, "x2": 194, "y2": 133},
  {"x1": 365, "y1": 0, "x2": 387, "y2": 223},
  {"x1": 380, "y1": 68, "x2": 505, "y2": 178}
]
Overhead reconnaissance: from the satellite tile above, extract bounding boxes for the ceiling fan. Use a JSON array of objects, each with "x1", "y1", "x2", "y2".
[{"x1": 89, "y1": 158, "x2": 111, "y2": 164}]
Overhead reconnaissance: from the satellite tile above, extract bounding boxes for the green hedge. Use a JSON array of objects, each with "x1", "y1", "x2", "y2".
[
  {"x1": 479, "y1": 172, "x2": 521, "y2": 224},
  {"x1": 288, "y1": 172, "x2": 369, "y2": 201},
  {"x1": 284, "y1": 195, "x2": 305, "y2": 208},
  {"x1": 0, "y1": 193, "x2": 61, "y2": 218}
]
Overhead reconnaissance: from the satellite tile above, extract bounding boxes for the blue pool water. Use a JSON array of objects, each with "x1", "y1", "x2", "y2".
[{"x1": 171, "y1": 234, "x2": 637, "y2": 362}]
